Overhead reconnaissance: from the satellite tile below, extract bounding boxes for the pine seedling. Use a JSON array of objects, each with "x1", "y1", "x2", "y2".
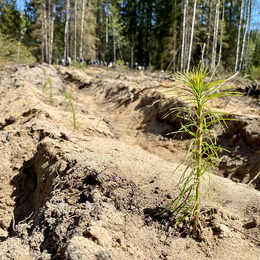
[
  {"x1": 95, "y1": 115, "x2": 104, "y2": 129},
  {"x1": 42, "y1": 70, "x2": 54, "y2": 103},
  {"x1": 65, "y1": 92, "x2": 79, "y2": 130},
  {"x1": 162, "y1": 66, "x2": 239, "y2": 236},
  {"x1": 46, "y1": 77, "x2": 54, "y2": 103}
]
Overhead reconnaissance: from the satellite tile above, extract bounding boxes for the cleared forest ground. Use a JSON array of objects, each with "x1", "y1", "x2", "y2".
[{"x1": 0, "y1": 64, "x2": 259, "y2": 259}]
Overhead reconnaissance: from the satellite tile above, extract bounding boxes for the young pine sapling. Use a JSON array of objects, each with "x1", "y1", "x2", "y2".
[{"x1": 163, "y1": 66, "x2": 239, "y2": 236}]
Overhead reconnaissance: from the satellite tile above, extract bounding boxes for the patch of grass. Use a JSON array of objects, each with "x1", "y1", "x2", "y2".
[
  {"x1": 72, "y1": 62, "x2": 86, "y2": 71},
  {"x1": 162, "y1": 66, "x2": 240, "y2": 236}
]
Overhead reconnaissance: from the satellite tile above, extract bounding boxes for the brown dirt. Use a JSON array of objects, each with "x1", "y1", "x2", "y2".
[{"x1": 0, "y1": 64, "x2": 259, "y2": 259}]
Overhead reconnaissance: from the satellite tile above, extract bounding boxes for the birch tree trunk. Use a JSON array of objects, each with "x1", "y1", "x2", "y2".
[
  {"x1": 74, "y1": 0, "x2": 77, "y2": 61},
  {"x1": 43, "y1": 1, "x2": 48, "y2": 63},
  {"x1": 96, "y1": 0, "x2": 101, "y2": 60},
  {"x1": 239, "y1": 0, "x2": 251, "y2": 71},
  {"x1": 106, "y1": 10, "x2": 109, "y2": 62},
  {"x1": 173, "y1": 0, "x2": 177, "y2": 73},
  {"x1": 113, "y1": 23, "x2": 116, "y2": 62},
  {"x1": 206, "y1": 0, "x2": 213, "y2": 65},
  {"x1": 48, "y1": 0, "x2": 54, "y2": 64},
  {"x1": 245, "y1": 0, "x2": 252, "y2": 67},
  {"x1": 49, "y1": 13, "x2": 54, "y2": 64},
  {"x1": 218, "y1": 0, "x2": 225, "y2": 66},
  {"x1": 201, "y1": 43, "x2": 206, "y2": 71},
  {"x1": 64, "y1": 0, "x2": 70, "y2": 60},
  {"x1": 41, "y1": 4, "x2": 45, "y2": 63},
  {"x1": 181, "y1": 0, "x2": 188, "y2": 72},
  {"x1": 187, "y1": 0, "x2": 196, "y2": 72},
  {"x1": 234, "y1": 0, "x2": 244, "y2": 72},
  {"x1": 211, "y1": 0, "x2": 220, "y2": 71},
  {"x1": 79, "y1": 0, "x2": 85, "y2": 59}
]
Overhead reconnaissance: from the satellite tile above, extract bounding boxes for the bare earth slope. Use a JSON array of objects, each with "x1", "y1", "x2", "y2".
[{"x1": 0, "y1": 64, "x2": 259, "y2": 259}]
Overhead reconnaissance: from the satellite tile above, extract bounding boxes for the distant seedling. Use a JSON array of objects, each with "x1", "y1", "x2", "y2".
[
  {"x1": 42, "y1": 69, "x2": 55, "y2": 103},
  {"x1": 65, "y1": 92, "x2": 79, "y2": 130},
  {"x1": 162, "y1": 66, "x2": 239, "y2": 236}
]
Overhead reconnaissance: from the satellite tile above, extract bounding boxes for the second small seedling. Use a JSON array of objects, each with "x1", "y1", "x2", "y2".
[{"x1": 65, "y1": 92, "x2": 78, "y2": 130}]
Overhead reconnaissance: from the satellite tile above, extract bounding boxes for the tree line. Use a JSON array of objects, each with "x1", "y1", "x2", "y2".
[{"x1": 0, "y1": 0, "x2": 259, "y2": 74}]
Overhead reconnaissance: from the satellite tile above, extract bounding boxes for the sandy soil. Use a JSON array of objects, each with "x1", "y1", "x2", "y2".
[{"x1": 0, "y1": 64, "x2": 259, "y2": 259}]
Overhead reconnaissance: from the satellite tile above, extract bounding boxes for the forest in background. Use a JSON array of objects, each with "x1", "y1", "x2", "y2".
[{"x1": 0, "y1": 0, "x2": 260, "y2": 76}]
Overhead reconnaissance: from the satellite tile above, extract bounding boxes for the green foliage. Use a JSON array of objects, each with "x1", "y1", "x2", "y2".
[
  {"x1": 0, "y1": 1, "x2": 21, "y2": 39},
  {"x1": 163, "y1": 66, "x2": 239, "y2": 236},
  {"x1": 72, "y1": 62, "x2": 86, "y2": 71},
  {"x1": 0, "y1": 32, "x2": 35, "y2": 65},
  {"x1": 115, "y1": 60, "x2": 128, "y2": 69},
  {"x1": 248, "y1": 66, "x2": 260, "y2": 80},
  {"x1": 65, "y1": 93, "x2": 79, "y2": 130}
]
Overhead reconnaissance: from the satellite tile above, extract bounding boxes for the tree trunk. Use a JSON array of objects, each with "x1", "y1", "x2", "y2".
[
  {"x1": 131, "y1": 40, "x2": 135, "y2": 69},
  {"x1": 247, "y1": 30, "x2": 259, "y2": 70},
  {"x1": 234, "y1": 0, "x2": 244, "y2": 72},
  {"x1": 187, "y1": 0, "x2": 196, "y2": 72},
  {"x1": 43, "y1": 1, "x2": 48, "y2": 63},
  {"x1": 173, "y1": 0, "x2": 177, "y2": 73},
  {"x1": 41, "y1": 4, "x2": 45, "y2": 63},
  {"x1": 74, "y1": 0, "x2": 77, "y2": 61},
  {"x1": 48, "y1": 0, "x2": 54, "y2": 64},
  {"x1": 181, "y1": 0, "x2": 188, "y2": 72},
  {"x1": 113, "y1": 22, "x2": 116, "y2": 62},
  {"x1": 239, "y1": 0, "x2": 251, "y2": 71},
  {"x1": 79, "y1": 0, "x2": 85, "y2": 59},
  {"x1": 218, "y1": 0, "x2": 225, "y2": 67},
  {"x1": 64, "y1": 0, "x2": 70, "y2": 60},
  {"x1": 49, "y1": 12, "x2": 54, "y2": 64},
  {"x1": 211, "y1": 0, "x2": 220, "y2": 71},
  {"x1": 96, "y1": 0, "x2": 101, "y2": 60},
  {"x1": 201, "y1": 43, "x2": 206, "y2": 71},
  {"x1": 106, "y1": 8, "x2": 109, "y2": 62},
  {"x1": 206, "y1": 0, "x2": 213, "y2": 64},
  {"x1": 245, "y1": 0, "x2": 252, "y2": 70}
]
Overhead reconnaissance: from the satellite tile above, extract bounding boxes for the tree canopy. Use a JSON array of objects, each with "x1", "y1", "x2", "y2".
[{"x1": 0, "y1": 0, "x2": 260, "y2": 75}]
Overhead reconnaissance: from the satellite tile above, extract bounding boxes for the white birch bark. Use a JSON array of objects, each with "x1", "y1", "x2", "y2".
[
  {"x1": 234, "y1": 0, "x2": 244, "y2": 72},
  {"x1": 187, "y1": 0, "x2": 196, "y2": 72},
  {"x1": 113, "y1": 23, "x2": 116, "y2": 62},
  {"x1": 239, "y1": 0, "x2": 251, "y2": 71},
  {"x1": 49, "y1": 9, "x2": 54, "y2": 64},
  {"x1": 48, "y1": 0, "x2": 54, "y2": 64},
  {"x1": 218, "y1": 0, "x2": 225, "y2": 66},
  {"x1": 245, "y1": 0, "x2": 252, "y2": 66},
  {"x1": 181, "y1": 0, "x2": 188, "y2": 72},
  {"x1": 79, "y1": 0, "x2": 85, "y2": 59},
  {"x1": 41, "y1": 4, "x2": 45, "y2": 63},
  {"x1": 74, "y1": 0, "x2": 77, "y2": 61},
  {"x1": 64, "y1": 0, "x2": 70, "y2": 60},
  {"x1": 106, "y1": 9, "x2": 109, "y2": 62},
  {"x1": 43, "y1": 1, "x2": 48, "y2": 63},
  {"x1": 211, "y1": 0, "x2": 220, "y2": 71},
  {"x1": 201, "y1": 43, "x2": 206, "y2": 71}
]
